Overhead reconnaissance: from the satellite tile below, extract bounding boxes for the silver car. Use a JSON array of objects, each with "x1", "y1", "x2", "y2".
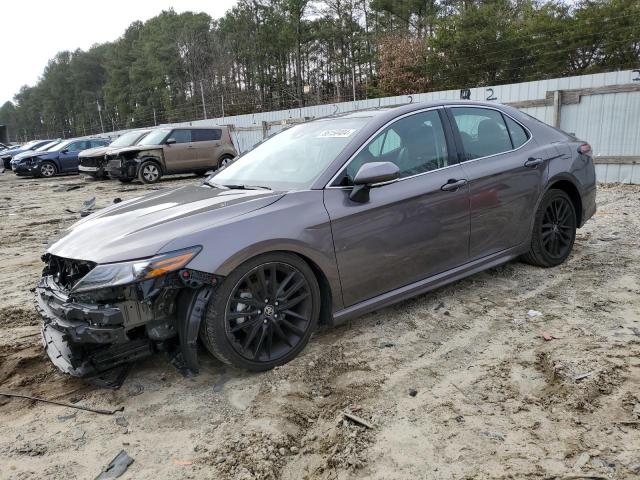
[{"x1": 36, "y1": 101, "x2": 596, "y2": 377}]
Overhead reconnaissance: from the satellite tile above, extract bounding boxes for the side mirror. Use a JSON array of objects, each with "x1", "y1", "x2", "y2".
[
  {"x1": 165, "y1": 138, "x2": 176, "y2": 145},
  {"x1": 60, "y1": 149, "x2": 69, "y2": 154},
  {"x1": 349, "y1": 161, "x2": 399, "y2": 203}
]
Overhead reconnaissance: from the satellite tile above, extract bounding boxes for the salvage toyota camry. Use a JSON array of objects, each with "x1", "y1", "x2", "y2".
[{"x1": 36, "y1": 101, "x2": 596, "y2": 377}]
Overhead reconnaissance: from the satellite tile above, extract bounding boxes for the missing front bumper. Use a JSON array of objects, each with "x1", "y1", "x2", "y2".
[{"x1": 35, "y1": 276, "x2": 155, "y2": 377}]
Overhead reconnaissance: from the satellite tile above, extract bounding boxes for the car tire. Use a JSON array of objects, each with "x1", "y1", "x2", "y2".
[
  {"x1": 217, "y1": 155, "x2": 234, "y2": 170},
  {"x1": 138, "y1": 160, "x2": 162, "y2": 184},
  {"x1": 39, "y1": 161, "x2": 57, "y2": 178},
  {"x1": 200, "y1": 252, "x2": 321, "y2": 371},
  {"x1": 522, "y1": 189, "x2": 576, "y2": 267}
]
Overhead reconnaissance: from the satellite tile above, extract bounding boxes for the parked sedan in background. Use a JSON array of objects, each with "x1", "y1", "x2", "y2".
[
  {"x1": 1, "y1": 139, "x2": 53, "y2": 169},
  {"x1": 13, "y1": 137, "x2": 109, "y2": 177},
  {"x1": 35, "y1": 101, "x2": 596, "y2": 377},
  {"x1": 9, "y1": 140, "x2": 61, "y2": 168},
  {"x1": 79, "y1": 129, "x2": 150, "y2": 179},
  {"x1": 105, "y1": 126, "x2": 236, "y2": 184}
]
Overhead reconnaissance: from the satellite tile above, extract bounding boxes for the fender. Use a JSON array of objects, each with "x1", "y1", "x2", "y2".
[
  {"x1": 527, "y1": 171, "x2": 584, "y2": 238},
  {"x1": 214, "y1": 238, "x2": 344, "y2": 312},
  {"x1": 136, "y1": 152, "x2": 166, "y2": 174}
]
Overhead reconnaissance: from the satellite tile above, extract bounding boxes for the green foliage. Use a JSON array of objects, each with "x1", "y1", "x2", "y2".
[{"x1": 0, "y1": 0, "x2": 638, "y2": 141}]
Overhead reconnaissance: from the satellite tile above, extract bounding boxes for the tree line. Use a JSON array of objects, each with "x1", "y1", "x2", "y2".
[{"x1": 1, "y1": 0, "x2": 638, "y2": 141}]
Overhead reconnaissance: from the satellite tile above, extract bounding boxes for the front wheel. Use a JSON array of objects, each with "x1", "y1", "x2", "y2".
[
  {"x1": 138, "y1": 161, "x2": 162, "y2": 184},
  {"x1": 200, "y1": 253, "x2": 321, "y2": 371},
  {"x1": 39, "y1": 161, "x2": 57, "y2": 178},
  {"x1": 522, "y1": 189, "x2": 576, "y2": 267},
  {"x1": 217, "y1": 155, "x2": 233, "y2": 170}
]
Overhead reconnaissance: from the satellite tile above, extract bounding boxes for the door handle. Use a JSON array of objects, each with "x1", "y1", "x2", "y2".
[
  {"x1": 441, "y1": 179, "x2": 467, "y2": 192},
  {"x1": 524, "y1": 157, "x2": 544, "y2": 168}
]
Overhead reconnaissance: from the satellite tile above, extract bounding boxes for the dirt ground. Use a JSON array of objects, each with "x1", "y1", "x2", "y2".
[{"x1": 0, "y1": 171, "x2": 638, "y2": 480}]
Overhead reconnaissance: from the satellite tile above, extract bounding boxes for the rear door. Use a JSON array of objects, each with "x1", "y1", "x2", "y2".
[
  {"x1": 163, "y1": 129, "x2": 194, "y2": 173},
  {"x1": 59, "y1": 141, "x2": 89, "y2": 172},
  {"x1": 446, "y1": 106, "x2": 552, "y2": 259},
  {"x1": 191, "y1": 129, "x2": 221, "y2": 171},
  {"x1": 324, "y1": 108, "x2": 470, "y2": 307}
]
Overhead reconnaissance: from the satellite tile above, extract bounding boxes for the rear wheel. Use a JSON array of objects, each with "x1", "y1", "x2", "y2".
[
  {"x1": 523, "y1": 189, "x2": 576, "y2": 267},
  {"x1": 138, "y1": 160, "x2": 162, "y2": 184},
  {"x1": 39, "y1": 161, "x2": 57, "y2": 178},
  {"x1": 200, "y1": 252, "x2": 320, "y2": 371}
]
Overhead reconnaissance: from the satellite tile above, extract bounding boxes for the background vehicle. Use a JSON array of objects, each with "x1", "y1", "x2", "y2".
[
  {"x1": 105, "y1": 126, "x2": 236, "y2": 184},
  {"x1": 13, "y1": 137, "x2": 109, "y2": 177},
  {"x1": 9, "y1": 140, "x2": 61, "y2": 169},
  {"x1": 1, "y1": 139, "x2": 53, "y2": 169},
  {"x1": 79, "y1": 129, "x2": 149, "y2": 180},
  {"x1": 36, "y1": 101, "x2": 596, "y2": 376}
]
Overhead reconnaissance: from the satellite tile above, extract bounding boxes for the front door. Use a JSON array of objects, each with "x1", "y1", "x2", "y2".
[
  {"x1": 324, "y1": 109, "x2": 470, "y2": 307},
  {"x1": 446, "y1": 106, "x2": 550, "y2": 259},
  {"x1": 164, "y1": 129, "x2": 197, "y2": 173},
  {"x1": 59, "y1": 140, "x2": 88, "y2": 172}
]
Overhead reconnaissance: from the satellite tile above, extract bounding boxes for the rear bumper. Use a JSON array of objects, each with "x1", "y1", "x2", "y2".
[
  {"x1": 580, "y1": 184, "x2": 597, "y2": 227},
  {"x1": 35, "y1": 276, "x2": 152, "y2": 376}
]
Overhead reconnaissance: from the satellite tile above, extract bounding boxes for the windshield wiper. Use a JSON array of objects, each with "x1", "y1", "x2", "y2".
[{"x1": 221, "y1": 184, "x2": 272, "y2": 191}]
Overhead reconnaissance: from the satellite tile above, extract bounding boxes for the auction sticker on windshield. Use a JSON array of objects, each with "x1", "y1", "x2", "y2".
[{"x1": 317, "y1": 129, "x2": 356, "y2": 138}]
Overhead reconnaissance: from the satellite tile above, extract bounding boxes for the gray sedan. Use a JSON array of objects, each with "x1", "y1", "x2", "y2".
[{"x1": 36, "y1": 101, "x2": 596, "y2": 376}]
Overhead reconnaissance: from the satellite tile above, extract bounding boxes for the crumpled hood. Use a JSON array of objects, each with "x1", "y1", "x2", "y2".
[
  {"x1": 79, "y1": 146, "x2": 110, "y2": 158},
  {"x1": 109, "y1": 145, "x2": 162, "y2": 156},
  {"x1": 48, "y1": 185, "x2": 284, "y2": 264}
]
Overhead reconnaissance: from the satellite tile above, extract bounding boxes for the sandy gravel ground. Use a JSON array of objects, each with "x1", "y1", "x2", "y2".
[{"x1": 0, "y1": 172, "x2": 638, "y2": 480}]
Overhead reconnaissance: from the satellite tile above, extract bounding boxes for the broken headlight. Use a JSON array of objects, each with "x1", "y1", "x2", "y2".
[{"x1": 71, "y1": 246, "x2": 201, "y2": 293}]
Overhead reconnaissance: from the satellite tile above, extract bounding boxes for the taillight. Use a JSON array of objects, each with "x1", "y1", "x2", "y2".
[
  {"x1": 578, "y1": 143, "x2": 591, "y2": 155},
  {"x1": 227, "y1": 128, "x2": 233, "y2": 147}
]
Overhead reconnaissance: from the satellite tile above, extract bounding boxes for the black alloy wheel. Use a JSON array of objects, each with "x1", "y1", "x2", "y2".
[
  {"x1": 523, "y1": 189, "x2": 576, "y2": 267},
  {"x1": 201, "y1": 253, "x2": 320, "y2": 370}
]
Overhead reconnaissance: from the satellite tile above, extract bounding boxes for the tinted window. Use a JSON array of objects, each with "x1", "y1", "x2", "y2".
[
  {"x1": 192, "y1": 129, "x2": 221, "y2": 142},
  {"x1": 67, "y1": 141, "x2": 88, "y2": 152},
  {"x1": 171, "y1": 129, "x2": 192, "y2": 144},
  {"x1": 451, "y1": 107, "x2": 512, "y2": 160},
  {"x1": 90, "y1": 140, "x2": 107, "y2": 148},
  {"x1": 505, "y1": 116, "x2": 529, "y2": 148},
  {"x1": 345, "y1": 110, "x2": 449, "y2": 181}
]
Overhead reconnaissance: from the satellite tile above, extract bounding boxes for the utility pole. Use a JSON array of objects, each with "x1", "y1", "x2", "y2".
[
  {"x1": 221, "y1": 94, "x2": 225, "y2": 121},
  {"x1": 199, "y1": 80, "x2": 207, "y2": 120},
  {"x1": 352, "y1": 65, "x2": 357, "y2": 101},
  {"x1": 96, "y1": 100, "x2": 105, "y2": 133}
]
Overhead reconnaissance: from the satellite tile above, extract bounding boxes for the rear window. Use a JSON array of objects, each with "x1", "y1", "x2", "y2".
[
  {"x1": 192, "y1": 129, "x2": 221, "y2": 142},
  {"x1": 505, "y1": 116, "x2": 529, "y2": 148}
]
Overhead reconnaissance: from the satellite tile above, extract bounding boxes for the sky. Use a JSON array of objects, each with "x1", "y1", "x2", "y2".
[{"x1": 0, "y1": 0, "x2": 239, "y2": 105}]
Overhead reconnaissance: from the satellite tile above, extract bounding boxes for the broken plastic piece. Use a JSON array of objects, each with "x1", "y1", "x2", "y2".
[{"x1": 95, "y1": 450, "x2": 134, "y2": 479}]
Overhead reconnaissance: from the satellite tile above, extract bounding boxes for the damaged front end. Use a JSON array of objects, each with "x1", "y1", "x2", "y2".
[{"x1": 35, "y1": 248, "x2": 217, "y2": 378}]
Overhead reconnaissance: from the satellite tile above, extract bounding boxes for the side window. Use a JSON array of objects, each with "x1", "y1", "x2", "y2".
[
  {"x1": 67, "y1": 141, "x2": 87, "y2": 152},
  {"x1": 90, "y1": 140, "x2": 105, "y2": 148},
  {"x1": 505, "y1": 116, "x2": 529, "y2": 148},
  {"x1": 192, "y1": 129, "x2": 221, "y2": 142},
  {"x1": 344, "y1": 110, "x2": 450, "y2": 182},
  {"x1": 171, "y1": 129, "x2": 192, "y2": 144},
  {"x1": 451, "y1": 107, "x2": 512, "y2": 160}
]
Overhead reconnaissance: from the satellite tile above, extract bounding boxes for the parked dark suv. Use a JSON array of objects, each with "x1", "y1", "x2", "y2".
[
  {"x1": 105, "y1": 126, "x2": 236, "y2": 184},
  {"x1": 13, "y1": 137, "x2": 110, "y2": 177},
  {"x1": 36, "y1": 101, "x2": 596, "y2": 377}
]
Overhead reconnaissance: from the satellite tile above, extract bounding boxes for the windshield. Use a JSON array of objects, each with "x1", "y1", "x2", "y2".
[
  {"x1": 35, "y1": 141, "x2": 60, "y2": 152},
  {"x1": 210, "y1": 117, "x2": 370, "y2": 191},
  {"x1": 22, "y1": 141, "x2": 40, "y2": 150},
  {"x1": 110, "y1": 130, "x2": 148, "y2": 148},
  {"x1": 48, "y1": 140, "x2": 72, "y2": 152},
  {"x1": 137, "y1": 129, "x2": 170, "y2": 146}
]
